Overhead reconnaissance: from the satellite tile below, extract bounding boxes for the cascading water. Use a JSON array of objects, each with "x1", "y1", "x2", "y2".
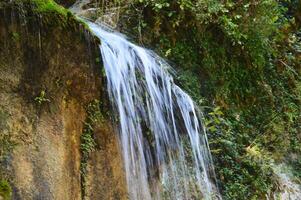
[{"x1": 85, "y1": 21, "x2": 219, "y2": 200}]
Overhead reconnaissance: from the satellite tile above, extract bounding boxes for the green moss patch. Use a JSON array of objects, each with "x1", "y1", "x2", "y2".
[
  {"x1": 31, "y1": 0, "x2": 70, "y2": 16},
  {"x1": 3, "y1": 0, "x2": 88, "y2": 30},
  {"x1": 0, "y1": 180, "x2": 12, "y2": 200}
]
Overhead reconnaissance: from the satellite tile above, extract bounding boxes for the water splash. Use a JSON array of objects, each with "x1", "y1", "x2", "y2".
[
  {"x1": 267, "y1": 164, "x2": 301, "y2": 200},
  {"x1": 86, "y1": 21, "x2": 219, "y2": 200}
]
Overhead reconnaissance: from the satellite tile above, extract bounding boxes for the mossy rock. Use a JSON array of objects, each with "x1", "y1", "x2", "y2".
[
  {"x1": 1, "y1": 0, "x2": 90, "y2": 31},
  {"x1": 0, "y1": 180, "x2": 12, "y2": 200}
]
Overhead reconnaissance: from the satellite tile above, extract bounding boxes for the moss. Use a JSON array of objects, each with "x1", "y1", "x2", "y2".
[
  {"x1": 30, "y1": 0, "x2": 92, "y2": 33},
  {"x1": 0, "y1": 110, "x2": 14, "y2": 161},
  {"x1": 0, "y1": 180, "x2": 12, "y2": 200},
  {"x1": 1, "y1": 0, "x2": 95, "y2": 46},
  {"x1": 4, "y1": 0, "x2": 89, "y2": 31},
  {"x1": 76, "y1": 17, "x2": 92, "y2": 32},
  {"x1": 0, "y1": 135, "x2": 14, "y2": 161},
  {"x1": 0, "y1": 110, "x2": 8, "y2": 130},
  {"x1": 29, "y1": 0, "x2": 92, "y2": 31},
  {"x1": 30, "y1": 0, "x2": 70, "y2": 16},
  {"x1": 11, "y1": 0, "x2": 69, "y2": 16}
]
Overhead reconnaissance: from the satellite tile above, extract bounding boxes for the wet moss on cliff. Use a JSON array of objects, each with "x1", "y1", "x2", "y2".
[
  {"x1": 30, "y1": 0, "x2": 70, "y2": 16},
  {"x1": 1, "y1": 0, "x2": 91, "y2": 30}
]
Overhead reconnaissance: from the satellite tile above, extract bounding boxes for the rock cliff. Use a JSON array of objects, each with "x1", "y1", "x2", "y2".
[{"x1": 0, "y1": 1, "x2": 126, "y2": 199}]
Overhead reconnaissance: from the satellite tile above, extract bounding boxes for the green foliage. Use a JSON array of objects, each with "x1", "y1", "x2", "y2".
[
  {"x1": 80, "y1": 99, "x2": 104, "y2": 198},
  {"x1": 30, "y1": 0, "x2": 70, "y2": 16},
  {"x1": 115, "y1": 0, "x2": 301, "y2": 198},
  {"x1": 0, "y1": 180, "x2": 12, "y2": 200},
  {"x1": 34, "y1": 90, "x2": 50, "y2": 105},
  {"x1": 11, "y1": 32, "x2": 20, "y2": 41},
  {"x1": 81, "y1": 99, "x2": 104, "y2": 173},
  {"x1": 7, "y1": 0, "x2": 90, "y2": 30},
  {"x1": 177, "y1": 70, "x2": 202, "y2": 101},
  {"x1": 204, "y1": 105, "x2": 275, "y2": 199},
  {"x1": 11, "y1": 0, "x2": 68, "y2": 15}
]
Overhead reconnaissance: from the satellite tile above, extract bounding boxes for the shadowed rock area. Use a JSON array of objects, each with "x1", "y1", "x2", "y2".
[{"x1": 0, "y1": 1, "x2": 126, "y2": 199}]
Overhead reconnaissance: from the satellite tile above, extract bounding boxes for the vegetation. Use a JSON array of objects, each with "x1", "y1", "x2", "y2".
[
  {"x1": 2, "y1": 0, "x2": 91, "y2": 30},
  {"x1": 34, "y1": 90, "x2": 51, "y2": 105},
  {"x1": 80, "y1": 99, "x2": 104, "y2": 198},
  {"x1": 1, "y1": 0, "x2": 70, "y2": 16},
  {"x1": 0, "y1": 112, "x2": 14, "y2": 176},
  {"x1": 1, "y1": 0, "x2": 299, "y2": 198},
  {"x1": 106, "y1": 0, "x2": 301, "y2": 198},
  {"x1": 30, "y1": 0, "x2": 70, "y2": 16},
  {"x1": 0, "y1": 179, "x2": 12, "y2": 200}
]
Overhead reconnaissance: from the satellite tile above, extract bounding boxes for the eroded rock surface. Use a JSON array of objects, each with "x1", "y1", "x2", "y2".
[{"x1": 0, "y1": 2, "x2": 126, "y2": 199}]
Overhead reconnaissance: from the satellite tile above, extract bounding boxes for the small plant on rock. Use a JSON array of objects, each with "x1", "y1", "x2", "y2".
[
  {"x1": 34, "y1": 90, "x2": 50, "y2": 105},
  {"x1": 0, "y1": 180, "x2": 12, "y2": 200}
]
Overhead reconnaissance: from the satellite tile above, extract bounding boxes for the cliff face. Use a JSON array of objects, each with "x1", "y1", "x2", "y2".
[{"x1": 0, "y1": 1, "x2": 126, "y2": 199}]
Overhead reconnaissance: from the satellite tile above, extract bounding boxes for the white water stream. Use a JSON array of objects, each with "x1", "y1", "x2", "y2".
[{"x1": 85, "y1": 21, "x2": 219, "y2": 200}]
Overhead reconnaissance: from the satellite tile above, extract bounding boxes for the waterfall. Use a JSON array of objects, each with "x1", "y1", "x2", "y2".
[{"x1": 86, "y1": 21, "x2": 219, "y2": 200}]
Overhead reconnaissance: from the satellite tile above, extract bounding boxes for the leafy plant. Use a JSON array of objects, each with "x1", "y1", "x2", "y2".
[
  {"x1": 34, "y1": 90, "x2": 50, "y2": 105},
  {"x1": 80, "y1": 99, "x2": 104, "y2": 198},
  {"x1": 112, "y1": 0, "x2": 301, "y2": 198}
]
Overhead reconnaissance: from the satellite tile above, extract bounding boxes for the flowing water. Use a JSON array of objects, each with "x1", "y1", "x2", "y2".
[
  {"x1": 84, "y1": 20, "x2": 219, "y2": 200},
  {"x1": 86, "y1": 21, "x2": 219, "y2": 199},
  {"x1": 267, "y1": 164, "x2": 301, "y2": 200}
]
